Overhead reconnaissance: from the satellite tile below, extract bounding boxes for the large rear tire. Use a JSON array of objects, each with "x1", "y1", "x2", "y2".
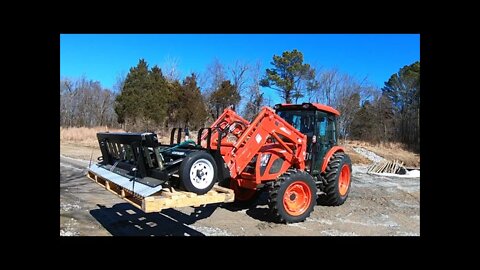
[
  {"x1": 318, "y1": 152, "x2": 352, "y2": 206},
  {"x1": 179, "y1": 151, "x2": 217, "y2": 195},
  {"x1": 268, "y1": 169, "x2": 317, "y2": 223}
]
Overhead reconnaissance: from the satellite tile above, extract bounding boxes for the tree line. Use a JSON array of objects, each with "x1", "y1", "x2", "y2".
[
  {"x1": 112, "y1": 59, "x2": 264, "y2": 134},
  {"x1": 60, "y1": 49, "x2": 419, "y2": 152},
  {"x1": 60, "y1": 76, "x2": 118, "y2": 127}
]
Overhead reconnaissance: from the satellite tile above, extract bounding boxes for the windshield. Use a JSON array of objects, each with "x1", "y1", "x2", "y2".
[{"x1": 277, "y1": 110, "x2": 315, "y2": 135}]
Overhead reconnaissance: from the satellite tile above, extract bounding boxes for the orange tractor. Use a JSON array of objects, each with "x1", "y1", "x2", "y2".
[{"x1": 91, "y1": 103, "x2": 352, "y2": 223}]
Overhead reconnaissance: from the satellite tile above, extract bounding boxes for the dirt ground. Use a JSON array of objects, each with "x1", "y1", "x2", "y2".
[{"x1": 60, "y1": 145, "x2": 420, "y2": 236}]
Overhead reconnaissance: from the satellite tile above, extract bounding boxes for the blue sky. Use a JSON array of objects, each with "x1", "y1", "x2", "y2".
[{"x1": 60, "y1": 34, "x2": 419, "y2": 104}]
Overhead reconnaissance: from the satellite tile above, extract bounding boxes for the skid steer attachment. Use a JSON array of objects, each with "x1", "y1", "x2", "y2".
[
  {"x1": 93, "y1": 132, "x2": 169, "y2": 197},
  {"x1": 87, "y1": 130, "x2": 235, "y2": 212}
]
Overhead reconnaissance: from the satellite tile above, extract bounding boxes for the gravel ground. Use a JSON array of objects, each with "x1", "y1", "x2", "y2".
[{"x1": 60, "y1": 155, "x2": 420, "y2": 236}]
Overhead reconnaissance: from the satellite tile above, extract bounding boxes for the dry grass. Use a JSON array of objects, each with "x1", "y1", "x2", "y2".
[
  {"x1": 60, "y1": 127, "x2": 420, "y2": 168},
  {"x1": 342, "y1": 145, "x2": 372, "y2": 165},
  {"x1": 60, "y1": 126, "x2": 125, "y2": 147},
  {"x1": 60, "y1": 126, "x2": 124, "y2": 160},
  {"x1": 60, "y1": 126, "x2": 196, "y2": 160},
  {"x1": 60, "y1": 143, "x2": 102, "y2": 161},
  {"x1": 343, "y1": 140, "x2": 420, "y2": 168},
  {"x1": 60, "y1": 126, "x2": 199, "y2": 146}
]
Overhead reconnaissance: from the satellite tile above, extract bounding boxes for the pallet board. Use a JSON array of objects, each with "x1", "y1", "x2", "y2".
[
  {"x1": 367, "y1": 159, "x2": 407, "y2": 175},
  {"x1": 87, "y1": 170, "x2": 235, "y2": 213}
]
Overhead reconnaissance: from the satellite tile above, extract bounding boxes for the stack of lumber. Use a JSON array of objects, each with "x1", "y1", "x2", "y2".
[{"x1": 367, "y1": 159, "x2": 407, "y2": 175}]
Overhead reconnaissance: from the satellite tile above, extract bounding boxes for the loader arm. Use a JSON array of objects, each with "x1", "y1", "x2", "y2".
[
  {"x1": 221, "y1": 106, "x2": 307, "y2": 179},
  {"x1": 201, "y1": 108, "x2": 250, "y2": 148}
]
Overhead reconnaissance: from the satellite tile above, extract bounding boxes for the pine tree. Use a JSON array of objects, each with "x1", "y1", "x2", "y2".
[
  {"x1": 382, "y1": 61, "x2": 420, "y2": 151},
  {"x1": 115, "y1": 59, "x2": 149, "y2": 130},
  {"x1": 168, "y1": 74, "x2": 208, "y2": 129},
  {"x1": 260, "y1": 49, "x2": 316, "y2": 103},
  {"x1": 115, "y1": 59, "x2": 171, "y2": 131},
  {"x1": 144, "y1": 65, "x2": 168, "y2": 129},
  {"x1": 209, "y1": 80, "x2": 241, "y2": 118}
]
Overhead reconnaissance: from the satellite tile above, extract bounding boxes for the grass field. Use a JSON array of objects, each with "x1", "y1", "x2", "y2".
[{"x1": 60, "y1": 127, "x2": 420, "y2": 167}]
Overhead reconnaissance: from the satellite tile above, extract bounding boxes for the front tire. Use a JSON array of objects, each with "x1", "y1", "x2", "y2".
[
  {"x1": 318, "y1": 152, "x2": 352, "y2": 206},
  {"x1": 179, "y1": 151, "x2": 217, "y2": 195},
  {"x1": 268, "y1": 169, "x2": 317, "y2": 223}
]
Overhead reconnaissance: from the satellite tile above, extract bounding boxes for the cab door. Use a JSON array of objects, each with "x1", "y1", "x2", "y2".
[{"x1": 312, "y1": 112, "x2": 336, "y2": 174}]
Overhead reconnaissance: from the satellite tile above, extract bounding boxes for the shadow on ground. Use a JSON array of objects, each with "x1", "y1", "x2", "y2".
[
  {"x1": 90, "y1": 190, "x2": 289, "y2": 236},
  {"x1": 220, "y1": 190, "x2": 278, "y2": 223},
  {"x1": 90, "y1": 203, "x2": 218, "y2": 236}
]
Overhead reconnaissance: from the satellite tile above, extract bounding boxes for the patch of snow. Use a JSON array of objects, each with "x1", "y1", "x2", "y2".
[
  {"x1": 188, "y1": 225, "x2": 232, "y2": 236},
  {"x1": 306, "y1": 217, "x2": 333, "y2": 225},
  {"x1": 407, "y1": 170, "x2": 420, "y2": 177},
  {"x1": 337, "y1": 217, "x2": 399, "y2": 228},
  {"x1": 353, "y1": 147, "x2": 385, "y2": 163},
  {"x1": 60, "y1": 162, "x2": 85, "y2": 172},
  {"x1": 60, "y1": 229, "x2": 80, "y2": 236},
  {"x1": 369, "y1": 171, "x2": 420, "y2": 178},
  {"x1": 287, "y1": 223, "x2": 307, "y2": 229},
  {"x1": 60, "y1": 218, "x2": 79, "y2": 236},
  {"x1": 396, "y1": 231, "x2": 419, "y2": 236},
  {"x1": 60, "y1": 155, "x2": 89, "y2": 165},
  {"x1": 396, "y1": 185, "x2": 420, "y2": 193},
  {"x1": 60, "y1": 203, "x2": 81, "y2": 212},
  {"x1": 352, "y1": 165, "x2": 369, "y2": 174},
  {"x1": 321, "y1": 229, "x2": 357, "y2": 236}
]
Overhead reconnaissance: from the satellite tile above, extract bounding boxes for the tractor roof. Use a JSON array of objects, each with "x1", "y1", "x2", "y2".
[{"x1": 277, "y1": 103, "x2": 340, "y2": 116}]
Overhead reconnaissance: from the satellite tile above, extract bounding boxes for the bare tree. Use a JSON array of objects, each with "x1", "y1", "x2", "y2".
[
  {"x1": 60, "y1": 76, "x2": 119, "y2": 128},
  {"x1": 306, "y1": 68, "x2": 374, "y2": 142},
  {"x1": 162, "y1": 55, "x2": 181, "y2": 82},
  {"x1": 229, "y1": 60, "x2": 249, "y2": 95},
  {"x1": 228, "y1": 60, "x2": 250, "y2": 113},
  {"x1": 195, "y1": 71, "x2": 209, "y2": 93},
  {"x1": 205, "y1": 58, "x2": 226, "y2": 94},
  {"x1": 242, "y1": 61, "x2": 264, "y2": 121},
  {"x1": 203, "y1": 59, "x2": 227, "y2": 119},
  {"x1": 113, "y1": 72, "x2": 126, "y2": 93},
  {"x1": 334, "y1": 74, "x2": 375, "y2": 143},
  {"x1": 321, "y1": 69, "x2": 339, "y2": 106}
]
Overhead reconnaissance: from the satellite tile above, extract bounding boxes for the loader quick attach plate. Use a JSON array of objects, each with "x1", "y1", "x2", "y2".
[{"x1": 89, "y1": 163, "x2": 164, "y2": 197}]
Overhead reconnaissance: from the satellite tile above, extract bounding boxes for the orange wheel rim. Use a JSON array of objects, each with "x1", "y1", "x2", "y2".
[
  {"x1": 283, "y1": 181, "x2": 311, "y2": 216},
  {"x1": 230, "y1": 180, "x2": 256, "y2": 201},
  {"x1": 338, "y1": 164, "x2": 351, "y2": 196}
]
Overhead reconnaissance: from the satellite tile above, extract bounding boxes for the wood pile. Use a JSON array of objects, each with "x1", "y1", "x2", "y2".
[{"x1": 367, "y1": 159, "x2": 407, "y2": 175}]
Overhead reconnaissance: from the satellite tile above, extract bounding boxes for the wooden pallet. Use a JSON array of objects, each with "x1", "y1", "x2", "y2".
[
  {"x1": 86, "y1": 170, "x2": 235, "y2": 213},
  {"x1": 367, "y1": 159, "x2": 407, "y2": 174}
]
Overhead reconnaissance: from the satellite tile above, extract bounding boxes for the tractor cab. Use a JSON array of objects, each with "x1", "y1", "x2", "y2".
[{"x1": 275, "y1": 102, "x2": 340, "y2": 175}]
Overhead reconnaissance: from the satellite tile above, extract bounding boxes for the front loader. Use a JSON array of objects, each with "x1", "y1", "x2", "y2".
[{"x1": 87, "y1": 103, "x2": 352, "y2": 223}]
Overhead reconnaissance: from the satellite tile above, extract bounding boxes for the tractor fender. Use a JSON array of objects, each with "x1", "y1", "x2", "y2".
[{"x1": 320, "y1": 146, "x2": 346, "y2": 173}]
